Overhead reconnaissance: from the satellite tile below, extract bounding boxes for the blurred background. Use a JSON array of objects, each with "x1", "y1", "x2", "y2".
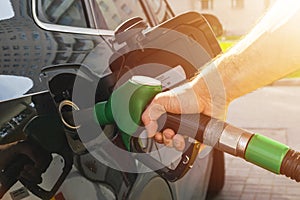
[{"x1": 168, "y1": 0, "x2": 276, "y2": 36}]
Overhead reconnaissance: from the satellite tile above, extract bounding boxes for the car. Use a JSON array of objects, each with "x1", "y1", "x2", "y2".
[{"x1": 0, "y1": 0, "x2": 225, "y2": 199}]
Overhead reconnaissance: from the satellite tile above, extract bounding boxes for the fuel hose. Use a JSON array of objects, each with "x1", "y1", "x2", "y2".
[{"x1": 161, "y1": 113, "x2": 300, "y2": 182}]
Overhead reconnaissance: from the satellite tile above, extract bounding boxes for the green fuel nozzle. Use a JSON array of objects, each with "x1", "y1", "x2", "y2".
[
  {"x1": 93, "y1": 76, "x2": 201, "y2": 182},
  {"x1": 94, "y1": 76, "x2": 162, "y2": 150},
  {"x1": 94, "y1": 76, "x2": 300, "y2": 182}
]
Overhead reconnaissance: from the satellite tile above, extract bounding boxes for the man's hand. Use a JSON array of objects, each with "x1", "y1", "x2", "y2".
[
  {"x1": 0, "y1": 141, "x2": 52, "y2": 184},
  {"x1": 142, "y1": 76, "x2": 228, "y2": 151}
]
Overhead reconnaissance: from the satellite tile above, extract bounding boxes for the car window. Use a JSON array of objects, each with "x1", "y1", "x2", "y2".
[
  {"x1": 92, "y1": 0, "x2": 147, "y2": 30},
  {"x1": 36, "y1": 0, "x2": 89, "y2": 28},
  {"x1": 147, "y1": 0, "x2": 173, "y2": 24}
]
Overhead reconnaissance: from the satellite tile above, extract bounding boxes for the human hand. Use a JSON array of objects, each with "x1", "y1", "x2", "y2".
[
  {"x1": 142, "y1": 75, "x2": 228, "y2": 151},
  {"x1": 0, "y1": 141, "x2": 52, "y2": 184}
]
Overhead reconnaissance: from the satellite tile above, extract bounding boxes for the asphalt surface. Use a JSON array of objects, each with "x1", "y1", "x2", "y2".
[{"x1": 213, "y1": 81, "x2": 300, "y2": 200}]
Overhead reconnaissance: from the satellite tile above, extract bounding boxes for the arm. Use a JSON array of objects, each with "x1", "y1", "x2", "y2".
[
  {"x1": 142, "y1": 0, "x2": 300, "y2": 149},
  {"x1": 211, "y1": 0, "x2": 300, "y2": 102}
]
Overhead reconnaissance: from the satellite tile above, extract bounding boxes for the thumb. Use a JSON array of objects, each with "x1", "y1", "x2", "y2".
[{"x1": 142, "y1": 93, "x2": 172, "y2": 137}]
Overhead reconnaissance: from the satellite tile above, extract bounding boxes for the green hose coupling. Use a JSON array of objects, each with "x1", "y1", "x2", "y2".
[
  {"x1": 94, "y1": 76, "x2": 162, "y2": 149},
  {"x1": 245, "y1": 134, "x2": 290, "y2": 174}
]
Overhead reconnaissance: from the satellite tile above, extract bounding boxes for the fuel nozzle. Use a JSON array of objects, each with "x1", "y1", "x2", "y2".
[
  {"x1": 94, "y1": 76, "x2": 162, "y2": 150},
  {"x1": 93, "y1": 76, "x2": 300, "y2": 182}
]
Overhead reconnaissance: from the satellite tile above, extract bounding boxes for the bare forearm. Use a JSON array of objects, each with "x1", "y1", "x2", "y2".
[
  {"x1": 199, "y1": 1, "x2": 300, "y2": 102},
  {"x1": 219, "y1": 32, "x2": 300, "y2": 101}
]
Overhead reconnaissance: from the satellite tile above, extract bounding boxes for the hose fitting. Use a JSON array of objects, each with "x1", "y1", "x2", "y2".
[
  {"x1": 280, "y1": 149, "x2": 300, "y2": 182},
  {"x1": 217, "y1": 125, "x2": 253, "y2": 158}
]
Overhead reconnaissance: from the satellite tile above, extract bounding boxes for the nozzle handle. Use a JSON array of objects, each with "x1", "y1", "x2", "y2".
[
  {"x1": 131, "y1": 137, "x2": 201, "y2": 182},
  {"x1": 158, "y1": 113, "x2": 213, "y2": 143},
  {"x1": 131, "y1": 113, "x2": 212, "y2": 182}
]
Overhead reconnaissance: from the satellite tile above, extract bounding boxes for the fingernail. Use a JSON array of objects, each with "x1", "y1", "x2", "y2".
[
  {"x1": 173, "y1": 135, "x2": 185, "y2": 151},
  {"x1": 173, "y1": 139, "x2": 182, "y2": 150},
  {"x1": 173, "y1": 139, "x2": 179, "y2": 146}
]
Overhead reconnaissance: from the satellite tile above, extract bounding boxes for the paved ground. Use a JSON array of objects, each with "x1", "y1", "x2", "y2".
[{"x1": 213, "y1": 84, "x2": 300, "y2": 200}]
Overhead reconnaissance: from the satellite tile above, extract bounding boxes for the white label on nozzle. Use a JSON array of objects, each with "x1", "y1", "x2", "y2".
[
  {"x1": 131, "y1": 76, "x2": 162, "y2": 86},
  {"x1": 155, "y1": 65, "x2": 186, "y2": 90}
]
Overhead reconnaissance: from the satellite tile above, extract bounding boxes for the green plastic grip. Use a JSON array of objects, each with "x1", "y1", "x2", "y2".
[
  {"x1": 94, "y1": 101, "x2": 114, "y2": 125},
  {"x1": 245, "y1": 134, "x2": 290, "y2": 174},
  {"x1": 94, "y1": 76, "x2": 162, "y2": 150}
]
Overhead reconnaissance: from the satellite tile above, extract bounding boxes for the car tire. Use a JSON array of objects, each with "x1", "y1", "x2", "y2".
[{"x1": 206, "y1": 149, "x2": 225, "y2": 198}]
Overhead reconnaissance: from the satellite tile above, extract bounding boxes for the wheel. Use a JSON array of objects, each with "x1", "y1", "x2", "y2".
[{"x1": 206, "y1": 149, "x2": 225, "y2": 198}]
